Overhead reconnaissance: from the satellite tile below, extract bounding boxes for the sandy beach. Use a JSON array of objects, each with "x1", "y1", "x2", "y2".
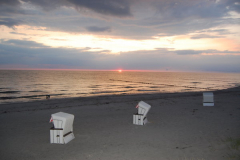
[{"x1": 0, "y1": 87, "x2": 240, "y2": 160}]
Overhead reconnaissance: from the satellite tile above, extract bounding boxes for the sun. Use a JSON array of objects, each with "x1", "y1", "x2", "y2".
[{"x1": 118, "y1": 69, "x2": 122, "y2": 73}]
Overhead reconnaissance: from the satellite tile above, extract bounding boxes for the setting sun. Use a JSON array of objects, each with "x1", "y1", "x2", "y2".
[{"x1": 118, "y1": 69, "x2": 122, "y2": 73}]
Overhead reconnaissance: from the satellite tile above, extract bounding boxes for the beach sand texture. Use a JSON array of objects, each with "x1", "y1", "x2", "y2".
[{"x1": 0, "y1": 87, "x2": 240, "y2": 160}]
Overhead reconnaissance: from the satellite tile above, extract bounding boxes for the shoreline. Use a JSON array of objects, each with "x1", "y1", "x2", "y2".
[
  {"x1": 0, "y1": 86, "x2": 239, "y2": 159},
  {"x1": 1, "y1": 86, "x2": 239, "y2": 113}
]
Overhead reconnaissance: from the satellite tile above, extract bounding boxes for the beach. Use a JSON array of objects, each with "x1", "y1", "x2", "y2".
[{"x1": 0, "y1": 87, "x2": 240, "y2": 160}]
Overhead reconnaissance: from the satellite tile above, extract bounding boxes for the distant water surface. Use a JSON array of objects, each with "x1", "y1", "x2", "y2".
[{"x1": 0, "y1": 70, "x2": 239, "y2": 104}]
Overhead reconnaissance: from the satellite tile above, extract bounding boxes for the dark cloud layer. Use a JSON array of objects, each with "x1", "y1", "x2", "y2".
[
  {"x1": 153, "y1": 0, "x2": 240, "y2": 19},
  {"x1": 0, "y1": 0, "x2": 20, "y2": 6},
  {"x1": 1, "y1": 0, "x2": 239, "y2": 18},
  {"x1": 1, "y1": 39, "x2": 239, "y2": 72},
  {"x1": 175, "y1": 49, "x2": 240, "y2": 55},
  {"x1": 1, "y1": 39, "x2": 49, "y2": 48},
  {"x1": 0, "y1": 39, "x2": 96, "y2": 68},
  {"x1": 190, "y1": 34, "x2": 225, "y2": 39},
  {"x1": 67, "y1": 0, "x2": 131, "y2": 17},
  {"x1": 0, "y1": 18, "x2": 23, "y2": 27},
  {"x1": 0, "y1": 0, "x2": 239, "y2": 39},
  {"x1": 86, "y1": 26, "x2": 111, "y2": 32},
  {"x1": 0, "y1": 0, "x2": 132, "y2": 17}
]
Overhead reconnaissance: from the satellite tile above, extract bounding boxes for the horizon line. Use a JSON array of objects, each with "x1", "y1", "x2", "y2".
[{"x1": 0, "y1": 68, "x2": 236, "y2": 73}]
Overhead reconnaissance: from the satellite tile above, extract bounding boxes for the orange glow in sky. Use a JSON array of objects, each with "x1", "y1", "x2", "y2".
[{"x1": 1, "y1": 24, "x2": 239, "y2": 54}]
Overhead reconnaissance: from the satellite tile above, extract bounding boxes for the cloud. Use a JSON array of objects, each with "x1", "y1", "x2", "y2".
[
  {"x1": 93, "y1": 49, "x2": 240, "y2": 72},
  {"x1": 21, "y1": 0, "x2": 67, "y2": 11},
  {"x1": 86, "y1": 26, "x2": 111, "y2": 32},
  {"x1": 17, "y1": 0, "x2": 240, "y2": 17},
  {"x1": 0, "y1": 1, "x2": 27, "y2": 16},
  {"x1": 0, "y1": 39, "x2": 239, "y2": 72},
  {"x1": 0, "y1": 18, "x2": 23, "y2": 27},
  {"x1": 175, "y1": 50, "x2": 206, "y2": 55},
  {"x1": 190, "y1": 34, "x2": 225, "y2": 39},
  {"x1": 66, "y1": 0, "x2": 132, "y2": 17},
  {"x1": 0, "y1": 1, "x2": 239, "y2": 73},
  {"x1": 131, "y1": 0, "x2": 240, "y2": 37},
  {"x1": 195, "y1": 29, "x2": 233, "y2": 37},
  {"x1": 0, "y1": 39, "x2": 97, "y2": 69},
  {"x1": 0, "y1": 0, "x2": 20, "y2": 6},
  {"x1": 1, "y1": 39, "x2": 49, "y2": 48},
  {"x1": 50, "y1": 38, "x2": 67, "y2": 41},
  {"x1": 0, "y1": 0, "x2": 239, "y2": 40},
  {"x1": 201, "y1": 29, "x2": 231, "y2": 34},
  {"x1": 175, "y1": 49, "x2": 240, "y2": 55},
  {"x1": 16, "y1": 0, "x2": 132, "y2": 17},
  {"x1": 152, "y1": 0, "x2": 239, "y2": 19},
  {"x1": 10, "y1": 32, "x2": 28, "y2": 35},
  {"x1": 226, "y1": 0, "x2": 240, "y2": 13}
]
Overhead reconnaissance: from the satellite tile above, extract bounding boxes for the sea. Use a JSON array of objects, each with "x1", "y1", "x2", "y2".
[{"x1": 0, "y1": 70, "x2": 240, "y2": 104}]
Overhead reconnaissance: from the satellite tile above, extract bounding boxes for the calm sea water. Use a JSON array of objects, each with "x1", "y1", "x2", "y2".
[{"x1": 0, "y1": 70, "x2": 240, "y2": 104}]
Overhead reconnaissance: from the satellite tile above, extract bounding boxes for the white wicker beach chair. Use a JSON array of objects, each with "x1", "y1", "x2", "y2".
[
  {"x1": 50, "y1": 112, "x2": 75, "y2": 144},
  {"x1": 203, "y1": 92, "x2": 214, "y2": 106},
  {"x1": 133, "y1": 101, "x2": 151, "y2": 125}
]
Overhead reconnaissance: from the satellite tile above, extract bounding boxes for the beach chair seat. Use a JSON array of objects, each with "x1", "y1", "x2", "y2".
[
  {"x1": 203, "y1": 92, "x2": 214, "y2": 106},
  {"x1": 133, "y1": 101, "x2": 151, "y2": 125},
  {"x1": 50, "y1": 112, "x2": 75, "y2": 144}
]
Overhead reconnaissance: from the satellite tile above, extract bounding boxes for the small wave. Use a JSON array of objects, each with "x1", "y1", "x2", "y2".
[
  {"x1": 166, "y1": 85, "x2": 175, "y2": 87},
  {"x1": 29, "y1": 97, "x2": 42, "y2": 100},
  {"x1": 76, "y1": 93, "x2": 88, "y2": 95},
  {"x1": 184, "y1": 86, "x2": 197, "y2": 89},
  {"x1": 29, "y1": 90, "x2": 43, "y2": 93},
  {"x1": 89, "y1": 85, "x2": 101, "y2": 88},
  {"x1": 0, "y1": 88, "x2": 11, "y2": 90},
  {"x1": 181, "y1": 89, "x2": 192, "y2": 91},
  {"x1": 137, "y1": 89, "x2": 159, "y2": 92},
  {"x1": 149, "y1": 86, "x2": 160, "y2": 88},
  {"x1": 191, "y1": 82, "x2": 201, "y2": 84},
  {"x1": 0, "y1": 91, "x2": 20, "y2": 94},
  {"x1": 90, "y1": 90, "x2": 128, "y2": 94},
  {"x1": 109, "y1": 85, "x2": 124, "y2": 87},
  {"x1": 0, "y1": 96, "x2": 17, "y2": 100},
  {"x1": 124, "y1": 86, "x2": 135, "y2": 88}
]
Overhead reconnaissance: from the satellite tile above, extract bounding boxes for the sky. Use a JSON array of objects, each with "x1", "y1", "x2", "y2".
[{"x1": 0, "y1": 0, "x2": 240, "y2": 72}]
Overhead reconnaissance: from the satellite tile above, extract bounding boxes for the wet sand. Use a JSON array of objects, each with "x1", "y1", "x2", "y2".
[{"x1": 0, "y1": 87, "x2": 240, "y2": 160}]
